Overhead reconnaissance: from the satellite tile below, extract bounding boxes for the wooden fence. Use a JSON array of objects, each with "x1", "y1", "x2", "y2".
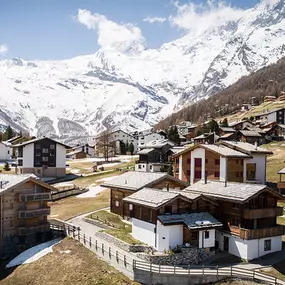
[
  {"x1": 50, "y1": 187, "x2": 88, "y2": 201},
  {"x1": 63, "y1": 228, "x2": 285, "y2": 285}
]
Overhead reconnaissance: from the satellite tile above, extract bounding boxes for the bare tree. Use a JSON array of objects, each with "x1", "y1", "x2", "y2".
[{"x1": 95, "y1": 130, "x2": 115, "y2": 162}]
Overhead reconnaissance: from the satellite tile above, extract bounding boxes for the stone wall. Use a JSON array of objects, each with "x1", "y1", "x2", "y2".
[
  {"x1": 83, "y1": 217, "x2": 109, "y2": 229},
  {"x1": 94, "y1": 231, "x2": 152, "y2": 253},
  {"x1": 137, "y1": 247, "x2": 215, "y2": 266}
]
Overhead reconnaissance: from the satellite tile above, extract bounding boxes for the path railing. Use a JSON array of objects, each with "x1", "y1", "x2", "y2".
[{"x1": 52, "y1": 220, "x2": 285, "y2": 285}]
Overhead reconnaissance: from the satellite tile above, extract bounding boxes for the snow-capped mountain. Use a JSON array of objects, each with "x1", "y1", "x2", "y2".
[{"x1": 0, "y1": 0, "x2": 285, "y2": 143}]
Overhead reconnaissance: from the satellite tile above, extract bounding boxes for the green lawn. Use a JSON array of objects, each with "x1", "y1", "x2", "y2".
[{"x1": 88, "y1": 210, "x2": 142, "y2": 245}]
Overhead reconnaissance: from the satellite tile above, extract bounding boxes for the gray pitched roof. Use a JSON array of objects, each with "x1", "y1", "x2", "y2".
[
  {"x1": 0, "y1": 174, "x2": 55, "y2": 195},
  {"x1": 219, "y1": 127, "x2": 235, "y2": 132},
  {"x1": 142, "y1": 139, "x2": 175, "y2": 148},
  {"x1": 221, "y1": 141, "x2": 273, "y2": 155},
  {"x1": 158, "y1": 212, "x2": 222, "y2": 230},
  {"x1": 202, "y1": 144, "x2": 251, "y2": 158},
  {"x1": 238, "y1": 130, "x2": 261, "y2": 137},
  {"x1": 184, "y1": 180, "x2": 283, "y2": 203},
  {"x1": 278, "y1": 167, "x2": 285, "y2": 174},
  {"x1": 123, "y1": 187, "x2": 201, "y2": 208},
  {"x1": 101, "y1": 171, "x2": 187, "y2": 191},
  {"x1": 13, "y1": 137, "x2": 70, "y2": 148},
  {"x1": 194, "y1": 133, "x2": 214, "y2": 140},
  {"x1": 137, "y1": 148, "x2": 156, "y2": 155}
]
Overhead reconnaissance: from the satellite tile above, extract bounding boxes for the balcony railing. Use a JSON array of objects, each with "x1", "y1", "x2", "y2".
[
  {"x1": 278, "y1": 182, "x2": 285, "y2": 189},
  {"x1": 19, "y1": 193, "x2": 51, "y2": 202},
  {"x1": 243, "y1": 207, "x2": 284, "y2": 219},
  {"x1": 18, "y1": 208, "x2": 50, "y2": 218},
  {"x1": 240, "y1": 226, "x2": 284, "y2": 240},
  {"x1": 18, "y1": 224, "x2": 50, "y2": 235}
]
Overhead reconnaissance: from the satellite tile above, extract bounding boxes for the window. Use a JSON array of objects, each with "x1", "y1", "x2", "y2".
[
  {"x1": 187, "y1": 158, "x2": 191, "y2": 165},
  {"x1": 232, "y1": 203, "x2": 240, "y2": 209},
  {"x1": 115, "y1": 201, "x2": 119, "y2": 207},
  {"x1": 264, "y1": 239, "x2": 271, "y2": 251},
  {"x1": 215, "y1": 159, "x2": 220, "y2": 166},
  {"x1": 150, "y1": 165, "x2": 152, "y2": 170},
  {"x1": 138, "y1": 165, "x2": 142, "y2": 169},
  {"x1": 18, "y1": 160, "x2": 23, "y2": 166},
  {"x1": 214, "y1": 171, "x2": 220, "y2": 178},
  {"x1": 165, "y1": 206, "x2": 172, "y2": 214},
  {"x1": 195, "y1": 171, "x2": 202, "y2": 179},
  {"x1": 36, "y1": 144, "x2": 41, "y2": 149},
  {"x1": 37, "y1": 169, "x2": 41, "y2": 174},
  {"x1": 42, "y1": 148, "x2": 49, "y2": 153},
  {"x1": 187, "y1": 170, "x2": 191, "y2": 176},
  {"x1": 192, "y1": 232, "x2": 198, "y2": 240},
  {"x1": 129, "y1": 204, "x2": 133, "y2": 211},
  {"x1": 194, "y1": 158, "x2": 202, "y2": 167},
  {"x1": 42, "y1": 157, "x2": 48, "y2": 162},
  {"x1": 7, "y1": 150, "x2": 9, "y2": 155},
  {"x1": 50, "y1": 153, "x2": 55, "y2": 157},
  {"x1": 142, "y1": 165, "x2": 145, "y2": 168},
  {"x1": 204, "y1": 231, "x2": 209, "y2": 239},
  {"x1": 205, "y1": 159, "x2": 208, "y2": 164},
  {"x1": 50, "y1": 144, "x2": 55, "y2": 149},
  {"x1": 36, "y1": 152, "x2": 41, "y2": 156}
]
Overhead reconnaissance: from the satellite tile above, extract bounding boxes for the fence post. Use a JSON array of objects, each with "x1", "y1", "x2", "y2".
[
  {"x1": 150, "y1": 262, "x2": 152, "y2": 273},
  {"x1": 133, "y1": 259, "x2": 136, "y2": 270},
  {"x1": 124, "y1": 255, "x2": 127, "y2": 267},
  {"x1": 159, "y1": 263, "x2": 161, "y2": 275},
  {"x1": 174, "y1": 265, "x2": 176, "y2": 276},
  {"x1": 188, "y1": 265, "x2": 190, "y2": 276},
  {"x1": 109, "y1": 247, "x2": 111, "y2": 259},
  {"x1": 230, "y1": 266, "x2": 233, "y2": 277},
  {"x1": 89, "y1": 237, "x2": 91, "y2": 247},
  {"x1": 275, "y1": 277, "x2": 277, "y2": 285},
  {"x1": 102, "y1": 244, "x2": 104, "y2": 255},
  {"x1": 253, "y1": 269, "x2": 255, "y2": 280},
  {"x1": 83, "y1": 234, "x2": 86, "y2": 245},
  {"x1": 216, "y1": 265, "x2": 219, "y2": 277},
  {"x1": 202, "y1": 265, "x2": 204, "y2": 277},
  {"x1": 95, "y1": 240, "x2": 98, "y2": 251},
  {"x1": 116, "y1": 251, "x2": 119, "y2": 263},
  {"x1": 73, "y1": 229, "x2": 75, "y2": 238}
]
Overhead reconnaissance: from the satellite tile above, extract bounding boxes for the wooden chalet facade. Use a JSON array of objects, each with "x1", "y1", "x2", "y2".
[{"x1": 0, "y1": 174, "x2": 54, "y2": 258}]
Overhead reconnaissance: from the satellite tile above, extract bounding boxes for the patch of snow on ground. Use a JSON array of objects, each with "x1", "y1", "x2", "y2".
[
  {"x1": 6, "y1": 238, "x2": 62, "y2": 268},
  {"x1": 70, "y1": 168, "x2": 80, "y2": 174},
  {"x1": 96, "y1": 175, "x2": 119, "y2": 183},
  {"x1": 77, "y1": 185, "x2": 108, "y2": 198}
]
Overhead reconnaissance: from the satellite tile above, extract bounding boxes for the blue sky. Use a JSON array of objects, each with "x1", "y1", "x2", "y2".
[{"x1": 0, "y1": 0, "x2": 261, "y2": 60}]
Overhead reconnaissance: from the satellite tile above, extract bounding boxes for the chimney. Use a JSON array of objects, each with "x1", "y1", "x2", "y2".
[{"x1": 166, "y1": 183, "x2": 169, "y2": 191}]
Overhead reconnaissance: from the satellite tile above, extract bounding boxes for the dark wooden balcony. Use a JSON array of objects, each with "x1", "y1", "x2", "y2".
[
  {"x1": 18, "y1": 224, "x2": 50, "y2": 235},
  {"x1": 18, "y1": 208, "x2": 50, "y2": 218},
  {"x1": 277, "y1": 182, "x2": 285, "y2": 189},
  {"x1": 240, "y1": 226, "x2": 284, "y2": 240},
  {"x1": 243, "y1": 207, "x2": 284, "y2": 219},
  {"x1": 19, "y1": 193, "x2": 51, "y2": 202}
]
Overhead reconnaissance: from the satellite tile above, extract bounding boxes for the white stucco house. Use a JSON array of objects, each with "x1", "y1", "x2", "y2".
[{"x1": 0, "y1": 141, "x2": 12, "y2": 161}]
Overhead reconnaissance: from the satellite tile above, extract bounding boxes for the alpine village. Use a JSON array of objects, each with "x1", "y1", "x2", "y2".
[{"x1": 2, "y1": 1, "x2": 285, "y2": 285}]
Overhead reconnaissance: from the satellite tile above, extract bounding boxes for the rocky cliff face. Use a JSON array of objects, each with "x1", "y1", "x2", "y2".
[{"x1": 0, "y1": 0, "x2": 285, "y2": 142}]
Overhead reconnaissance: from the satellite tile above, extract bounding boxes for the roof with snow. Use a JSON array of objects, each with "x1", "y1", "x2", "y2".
[
  {"x1": 136, "y1": 148, "x2": 156, "y2": 155},
  {"x1": 142, "y1": 139, "x2": 175, "y2": 148},
  {"x1": 219, "y1": 127, "x2": 235, "y2": 132},
  {"x1": 158, "y1": 212, "x2": 222, "y2": 229},
  {"x1": 238, "y1": 130, "x2": 261, "y2": 137}
]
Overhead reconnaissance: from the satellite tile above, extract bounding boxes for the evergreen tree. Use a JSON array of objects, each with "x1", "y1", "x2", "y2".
[
  {"x1": 4, "y1": 162, "x2": 11, "y2": 171},
  {"x1": 128, "y1": 142, "x2": 134, "y2": 155},
  {"x1": 5, "y1": 126, "x2": 13, "y2": 140},
  {"x1": 249, "y1": 116, "x2": 254, "y2": 122},
  {"x1": 119, "y1": 141, "x2": 126, "y2": 155},
  {"x1": 167, "y1": 164, "x2": 173, "y2": 176},
  {"x1": 172, "y1": 126, "x2": 181, "y2": 145},
  {"x1": 221, "y1": 118, "x2": 229, "y2": 127},
  {"x1": 208, "y1": 119, "x2": 219, "y2": 133},
  {"x1": 125, "y1": 141, "x2": 129, "y2": 153}
]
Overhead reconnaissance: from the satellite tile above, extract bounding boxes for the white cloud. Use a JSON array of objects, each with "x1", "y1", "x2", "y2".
[
  {"x1": 169, "y1": 1, "x2": 244, "y2": 34},
  {"x1": 0, "y1": 44, "x2": 8, "y2": 54},
  {"x1": 143, "y1": 16, "x2": 166, "y2": 24},
  {"x1": 76, "y1": 9, "x2": 146, "y2": 52}
]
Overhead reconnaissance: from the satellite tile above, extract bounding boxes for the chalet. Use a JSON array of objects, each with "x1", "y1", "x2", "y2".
[
  {"x1": 254, "y1": 108, "x2": 285, "y2": 125},
  {"x1": 0, "y1": 141, "x2": 12, "y2": 161},
  {"x1": 236, "y1": 130, "x2": 264, "y2": 145},
  {"x1": 123, "y1": 187, "x2": 221, "y2": 251},
  {"x1": 0, "y1": 174, "x2": 54, "y2": 257},
  {"x1": 173, "y1": 141, "x2": 272, "y2": 185},
  {"x1": 193, "y1": 133, "x2": 219, "y2": 145},
  {"x1": 122, "y1": 180, "x2": 284, "y2": 260},
  {"x1": 186, "y1": 181, "x2": 284, "y2": 260},
  {"x1": 229, "y1": 120, "x2": 254, "y2": 131},
  {"x1": 13, "y1": 137, "x2": 70, "y2": 178},
  {"x1": 67, "y1": 144, "x2": 95, "y2": 160},
  {"x1": 217, "y1": 132, "x2": 236, "y2": 142},
  {"x1": 277, "y1": 166, "x2": 285, "y2": 195},
  {"x1": 101, "y1": 171, "x2": 188, "y2": 219},
  {"x1": 135, "y1": 139, "x2": 175, "y2": 172},
  {"x1": 217, "y1": 127, "x2": 235, "y2": 137}
]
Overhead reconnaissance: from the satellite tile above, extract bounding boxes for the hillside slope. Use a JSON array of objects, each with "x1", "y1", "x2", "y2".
[
  {"x1": 155, "y1": 56, "x2": 285, "y2": 130},
  {"x1": 1, "y1": 0, "x2": 285, "y2": 140}
]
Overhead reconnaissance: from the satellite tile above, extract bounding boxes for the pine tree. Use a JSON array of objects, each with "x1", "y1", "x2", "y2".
[
  {"x1": 221, "y1": 118, "x2": 229, "y2": 127},
  {"x1": 167, "y1": 164, "x2": 173, "y2": 176},
  {"x1": 5, "y1": 126, "x2": 13, "y2": 140},
  {"x1": 120, "y1": 141, "x2": 126, "y2": 155},
  {"x1": 172, "y1": 126, "x2": 181, "y2": 145}
]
